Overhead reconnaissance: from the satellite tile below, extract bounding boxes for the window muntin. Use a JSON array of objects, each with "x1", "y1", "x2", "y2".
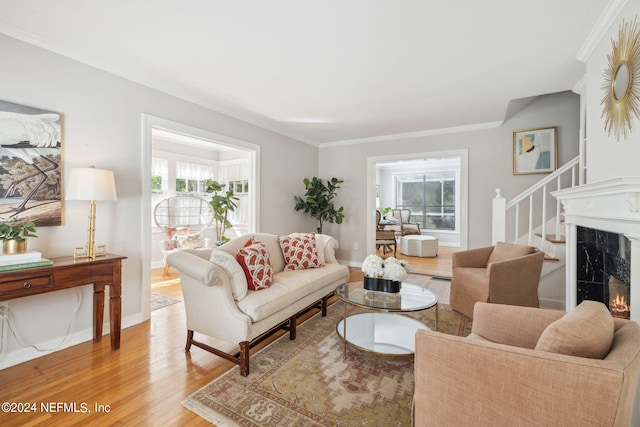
[{"x1": 396, "y1": 172, "x2": 456, "y2": 231}]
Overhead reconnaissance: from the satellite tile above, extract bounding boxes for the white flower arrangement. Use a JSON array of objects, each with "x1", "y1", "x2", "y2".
[{"x1": 361, "y1": 254, "x2": 411, "y2": 281}]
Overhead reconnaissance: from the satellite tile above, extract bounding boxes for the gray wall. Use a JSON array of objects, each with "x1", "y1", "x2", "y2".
[
  {"x1": 319, "y1": 91, "x2": 579, "y2": 263},
  {"x1": 0, "y1": 33, "x2": 319, "y2": 368}
]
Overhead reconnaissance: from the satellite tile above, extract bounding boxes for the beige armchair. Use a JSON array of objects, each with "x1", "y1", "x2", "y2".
[
  {"x1": 414, "y1": 302, "x2": 640, "y2": 426},
  {"x1": 449, "y1": 242, "x2": 544, "y2": 318},
  {"x1": 390, "y1": 208, "x2": 421, "y2": 235}
]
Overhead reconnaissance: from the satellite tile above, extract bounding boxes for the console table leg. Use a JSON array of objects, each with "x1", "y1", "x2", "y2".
[
  {"x1": 110, "y1": 295, "x2": 121, "y2": 349},
  {"x1": 93, "y1": 287, "x2": 104, "y2": 343}
]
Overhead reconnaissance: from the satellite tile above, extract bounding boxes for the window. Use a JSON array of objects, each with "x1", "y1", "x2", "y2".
[
  {"x1": 396, "y1": 171, "x2": 456, "y2": 230},
  {"x1": 175, "y1": 161, "x2": 215, "y2": 194},
  {"x1": 151, "y1": 157, "x2": 168, "y2": 193}
]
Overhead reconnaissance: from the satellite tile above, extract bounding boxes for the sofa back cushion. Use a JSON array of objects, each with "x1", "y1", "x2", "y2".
[
  {"x1": 487, "y1": 241, "x2": 536, "y2": 265},
  {"x1": 219, "y1": 233, "x2": 286, "y2": 273},
  {"x1": 535, "y1": 300, "x2": 614, "y2": 359}
]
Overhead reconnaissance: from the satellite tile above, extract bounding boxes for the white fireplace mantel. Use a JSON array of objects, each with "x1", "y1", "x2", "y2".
[{"x1": 552, "y1": 177, "x2": 640, "y2": 322}]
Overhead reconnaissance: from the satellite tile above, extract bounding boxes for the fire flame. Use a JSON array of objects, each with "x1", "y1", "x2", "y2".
[{"x1": 610, "y1": 294, "x2": 630, "y2": 318}]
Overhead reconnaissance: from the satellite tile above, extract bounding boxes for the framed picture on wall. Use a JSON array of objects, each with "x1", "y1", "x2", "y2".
[
  {"x1": 513, "y1": 126, "x2": 557, "y2": 175},
  {"x1": 0, "y1": 100, "x2": 63, "y2": 226}
]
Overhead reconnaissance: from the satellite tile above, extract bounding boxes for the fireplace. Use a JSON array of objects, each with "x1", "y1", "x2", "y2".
[
  {"x1": 576, "y1": 226, "x2": 631, "y2": 319},
  {"x1": 552, "y1": 177, "x2": 640, "y2": 323}
]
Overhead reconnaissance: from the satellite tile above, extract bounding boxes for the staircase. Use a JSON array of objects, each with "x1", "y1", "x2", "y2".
[{"x1": 492, "y1": 156, "x2": 580, "y2": 309}]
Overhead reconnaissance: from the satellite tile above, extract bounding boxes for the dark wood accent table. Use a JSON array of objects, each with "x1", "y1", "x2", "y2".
[{"x1": 0, "y1": 254, "x2": 127, "y2": 349}]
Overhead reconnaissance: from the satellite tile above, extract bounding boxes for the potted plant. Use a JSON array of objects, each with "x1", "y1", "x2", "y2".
[
  {"x1": 0, "y1": 220, "x2": 37, "y2": 254},
  {"x1": 205, "y1": 180, "x2": 239, "y2": 245},
  {"x1": 294, "y1": 177, "x2": 345, "y2": 234}
]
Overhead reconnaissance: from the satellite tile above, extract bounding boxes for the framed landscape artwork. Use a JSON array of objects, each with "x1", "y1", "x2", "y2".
[
  {"x1": 513, "y1": 126, "x2": 557, "y2": 175},
  {"x1": 0, "y1": 100, "x2": 63, "y2": 226}
]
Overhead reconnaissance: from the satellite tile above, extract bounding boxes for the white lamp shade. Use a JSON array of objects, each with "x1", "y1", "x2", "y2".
[{"x1": 66, "y1": 167, "x2": 117, "y2": 201}]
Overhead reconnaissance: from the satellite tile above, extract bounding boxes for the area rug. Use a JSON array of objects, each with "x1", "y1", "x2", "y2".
[
  {"x1": 151, "y1": 292, "x2": 181, "y2": 311},
  {"x1": 183, "y1": 302, "x2": 471, "y2": 426}
]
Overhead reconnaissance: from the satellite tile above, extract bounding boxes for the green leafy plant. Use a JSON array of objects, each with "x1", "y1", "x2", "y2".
[
  {"x1": 294, "y1": 177, "x2": 345, "y2": 234},
  {"x1": 0, "y1": 220, "x2": 37, "y2": 242},
  {"x1": 205, "y1": 180, "x2": 239, "y2": 245}
]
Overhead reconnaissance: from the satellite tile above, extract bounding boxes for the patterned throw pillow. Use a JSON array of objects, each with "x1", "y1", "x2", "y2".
[
  {"x1": 164, "y1": 226, "x2": 191, "y2": 250},
  {"x1": 278, "y1": 232, "x2": 324, "y2": 271},
  {"x1": 236, "y1": 237, "x2": 273, "y2": 290},
  {"x1": 175, "y1": 233, "x2": 203, "y2": 250}
]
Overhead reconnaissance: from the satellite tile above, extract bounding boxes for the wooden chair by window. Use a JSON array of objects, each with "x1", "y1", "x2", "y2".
[
  {"x1": 390, "y1": 209, "x2": 421, "y2": 235},
  {"x1": 154, "y1": 195, "x2": 214, "y2": 276},
  {"x1": 376, "y1": 210, "x2": 397, "y2": 257}
]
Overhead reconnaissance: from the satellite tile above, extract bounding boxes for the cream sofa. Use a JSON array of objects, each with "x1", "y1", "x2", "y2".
[
  {"x1": 167, "y1": 233, "x2": 349, "y2": 376},
  {"x1": 414, "y1": 302, "x2": 640, "y2": 426}
]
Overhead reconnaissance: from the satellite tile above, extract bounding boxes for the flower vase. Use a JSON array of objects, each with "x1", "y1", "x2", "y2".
[{"x1": 363, "y1": 276, "x2": 401, "y2": 293}]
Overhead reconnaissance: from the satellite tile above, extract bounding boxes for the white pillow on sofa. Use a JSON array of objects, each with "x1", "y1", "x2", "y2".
[{"x1": 210, "y1": 249, "x2": 248, "y2": 301}]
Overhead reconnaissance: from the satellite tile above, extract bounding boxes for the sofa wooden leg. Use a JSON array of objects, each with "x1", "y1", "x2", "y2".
[
  {"x1": 289, "y1": 314, "x2": 297, "y2": 340},
  {"x1": 163, "y1": 263, "x2": 170, "y2": 276},
  {"x1": 185, "y1": 330, "x2": 194, "y2": 351},
  {"x1": 239, "y1": 341, "x2": 250, "y2": 377},
  {"x1": 321, "y1": 296, "x2": 329, "y2": 317}
]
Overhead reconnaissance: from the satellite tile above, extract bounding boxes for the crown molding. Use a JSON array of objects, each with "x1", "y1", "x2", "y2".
[
  {"x1": 576, "y1": 0, "x2": 628, "y2": 63},
  {"x1": 319, "y1": 121, "x2": 503, "y2": 148}
]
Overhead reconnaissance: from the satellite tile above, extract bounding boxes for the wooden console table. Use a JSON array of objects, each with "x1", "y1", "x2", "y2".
[{"x1": 0, "y1": 254, "x2": 127, "y2": 349}]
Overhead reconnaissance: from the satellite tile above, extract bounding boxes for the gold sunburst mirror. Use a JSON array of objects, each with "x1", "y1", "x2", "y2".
[{"x1": 601, "y1": 17, "x2": 640, "y2": 141}]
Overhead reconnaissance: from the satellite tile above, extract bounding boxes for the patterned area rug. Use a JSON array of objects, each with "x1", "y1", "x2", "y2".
[
  {"x1": 183, "y1": 300, "x2": 471, "y2": 426},
  {"x1": 151, "y1": 292, "x2": 181, "y2": 311}
]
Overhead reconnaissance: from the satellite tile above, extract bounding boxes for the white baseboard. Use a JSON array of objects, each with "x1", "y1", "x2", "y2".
[{"x1": 0, "y1": 312, "x2": 145, "y2": 370}]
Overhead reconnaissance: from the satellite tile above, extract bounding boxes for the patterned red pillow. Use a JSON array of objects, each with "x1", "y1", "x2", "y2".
[
  {"x1": 235, "y1": 238, "x2": 273, "y2": 290},
  {"x1": 278, "y1": 233, "x2": 324, "y2": 271},
  {"x1": 163, "y1": 226, "x2": 190, "y2": 250}
]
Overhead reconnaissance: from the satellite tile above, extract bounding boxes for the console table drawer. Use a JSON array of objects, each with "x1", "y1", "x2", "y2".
[{"x1": 0, "y1": 275, "x2": 54, "y2": 297}]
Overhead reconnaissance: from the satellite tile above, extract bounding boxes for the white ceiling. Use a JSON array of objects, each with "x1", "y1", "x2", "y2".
[{"x1": 0, "y1": 0, "x2": 611, "y2": 146}]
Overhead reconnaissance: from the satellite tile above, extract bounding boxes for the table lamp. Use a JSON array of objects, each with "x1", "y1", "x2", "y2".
[{"x1": 66, "y1": 166, "x2": 117, "y2": 259}]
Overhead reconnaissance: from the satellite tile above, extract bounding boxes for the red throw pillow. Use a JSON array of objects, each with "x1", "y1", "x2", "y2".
[
  {"x1": 235, "y1": 237, "x2": 273, "y2": 290},
  {"x1": 278, "y1": 233, "x2": 323, "y2": 271}
]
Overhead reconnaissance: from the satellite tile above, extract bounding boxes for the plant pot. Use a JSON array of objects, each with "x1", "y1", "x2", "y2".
[
  {"x1": 3, "y1": 239, "x2": 26, "y2": 254},
  {"x1": 363, "y1": 276, "x2": 401, "y2": 293}
]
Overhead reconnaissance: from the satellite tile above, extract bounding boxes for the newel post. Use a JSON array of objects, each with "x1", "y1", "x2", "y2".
[{"x1": 492, "y1": 188, "x2": 506, "y2": 245}]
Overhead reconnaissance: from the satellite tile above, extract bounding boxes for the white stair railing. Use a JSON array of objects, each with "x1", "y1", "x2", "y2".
[{"x1": 492, "y1": 156, "x2": 580, "y2": 251}]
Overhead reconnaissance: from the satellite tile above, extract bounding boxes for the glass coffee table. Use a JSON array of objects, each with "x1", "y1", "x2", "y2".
[{"x1": 335, "y1": 281, "x2": 438, "y2": 357}]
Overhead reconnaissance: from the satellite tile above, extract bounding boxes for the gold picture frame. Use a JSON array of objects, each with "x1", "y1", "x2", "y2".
[
  {"x1": 513, "y1": 127, "x2": 558, "y2": 175},
  {"x1": 601, "y1": 17, "x2": 640, "y2": 141}
]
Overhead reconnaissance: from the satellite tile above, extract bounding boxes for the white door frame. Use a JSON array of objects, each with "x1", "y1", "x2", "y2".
[
  {"x1": 365, "y1": 149, "x2": 468, "y2": 256},
  {"x1": 141, "y1": 114, "x2": 260, "y2": 320}
]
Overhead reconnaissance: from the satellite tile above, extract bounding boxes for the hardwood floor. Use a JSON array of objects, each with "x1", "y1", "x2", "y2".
[
  {"x1": 376, "y1": 245, "x2": 458, "y2": 279},
  {"x1": 0, "y1": 249, "x2": 454, "y2": 426}
]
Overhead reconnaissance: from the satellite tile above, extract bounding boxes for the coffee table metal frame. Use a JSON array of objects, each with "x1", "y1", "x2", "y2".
[{"x1": 335, "y1": 281, "x2": 438, "y2": 358}]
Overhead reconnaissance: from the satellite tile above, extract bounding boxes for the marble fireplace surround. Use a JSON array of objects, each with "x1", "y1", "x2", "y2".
[{"x1": 553, "y1": 177, "x2": 640, "y2": 323}]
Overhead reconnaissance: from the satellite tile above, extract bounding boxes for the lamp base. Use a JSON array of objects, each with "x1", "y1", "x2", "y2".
[{"x1": 74, "y1": 244, "x2": 107, "y2": 260}]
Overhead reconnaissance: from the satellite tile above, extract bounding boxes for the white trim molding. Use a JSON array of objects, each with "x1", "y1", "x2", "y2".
[{"x1": 552, "y1": 176, "x2": 640, "y2": 322}]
